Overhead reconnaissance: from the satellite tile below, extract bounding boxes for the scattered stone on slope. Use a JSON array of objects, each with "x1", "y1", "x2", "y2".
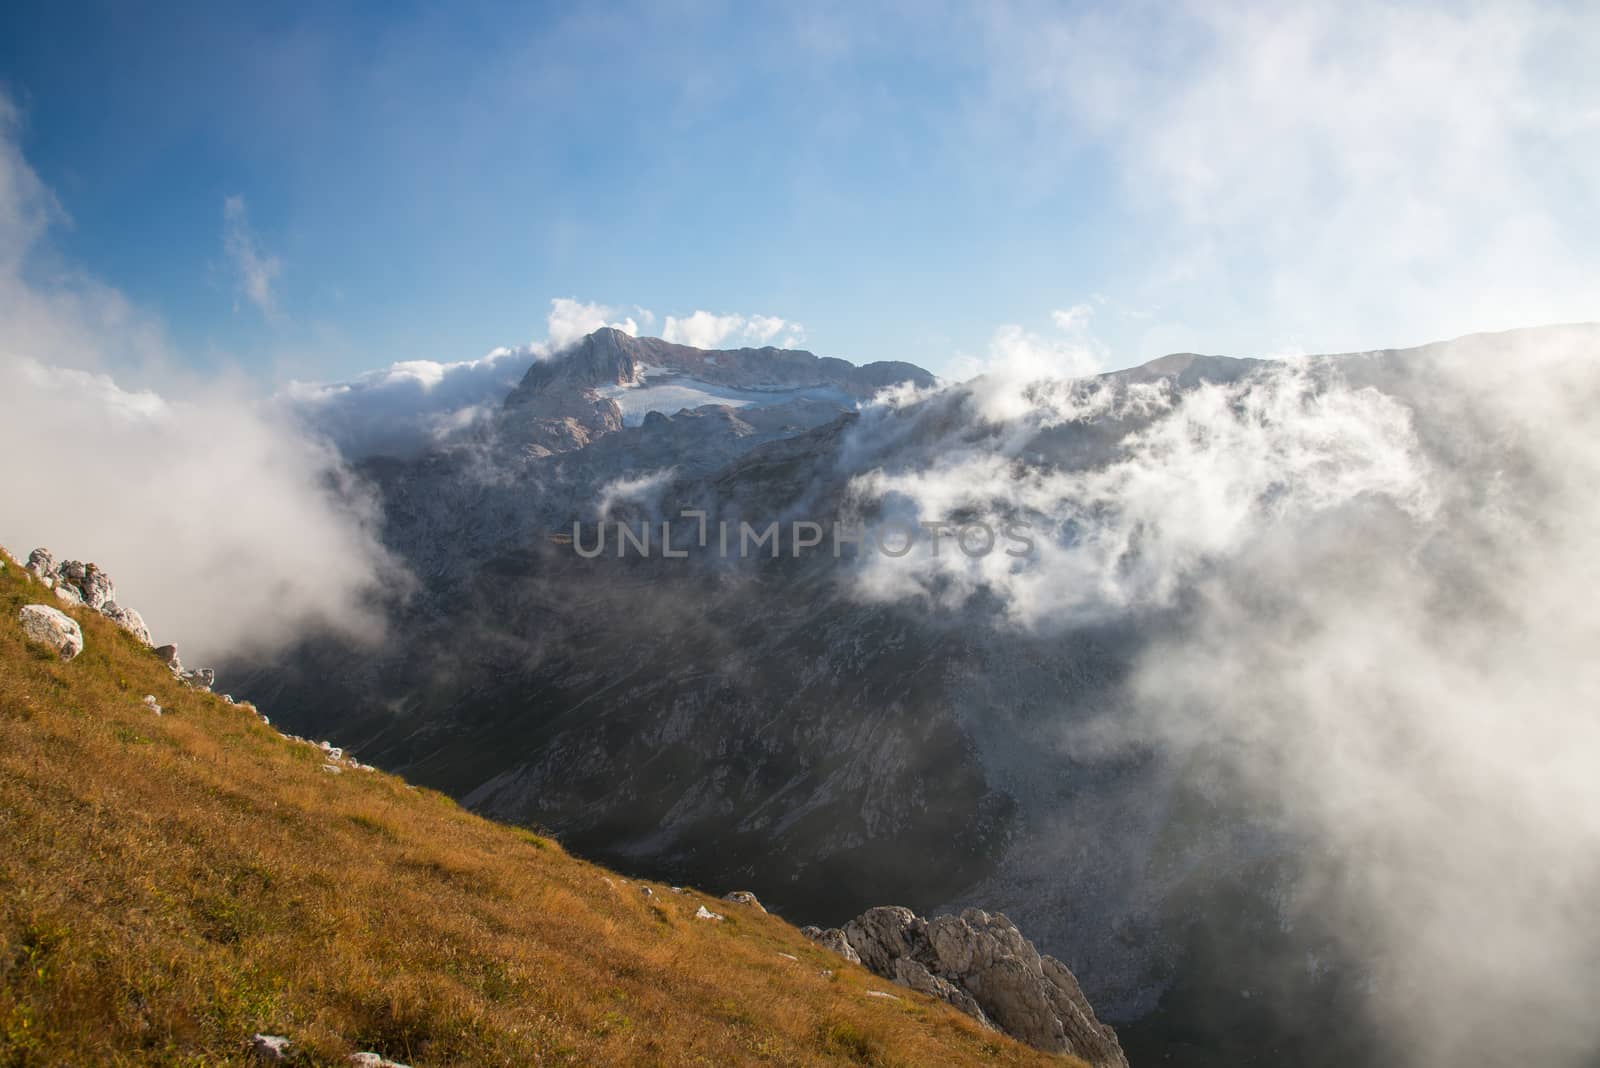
[
  {"x1": 807, "y1": 906, "x2": 1128, "y2": 1068},
  {"x1": 694, "y1": 905, "x2": 724, "y2": 921},
  {"x1": 154, "y1": 644, "x2": 181, "y2": 670},
  {"x1": 248, "y1": 1033, "x2": 291, "y2": 1062},
  {"x1": 143, "y1": 695, "x2": 162, "y2": 716},
  {"x1": 721, "y1": 890, "x2": 765, "y2": 912},
  {"x1": 348, "y1": 1053, "x2": 411, "y2": 1067},
  {"x1": 18, "y1": 604, "x2": 84, "y2": 661},
  {"x1": 52, "y1": 583, "x2": 81, "y2": 606}
]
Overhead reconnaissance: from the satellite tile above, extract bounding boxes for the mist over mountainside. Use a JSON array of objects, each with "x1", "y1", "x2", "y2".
[{"x1": 230, "y1": 322, "x2": 1600, "y2": 1068}]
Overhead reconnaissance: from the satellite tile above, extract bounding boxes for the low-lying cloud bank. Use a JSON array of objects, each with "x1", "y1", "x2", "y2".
[
  {"x1": 840, "y1": 324, "x2": 1600, "y2": 1066},
  {"x1": 0, "y1": 361, "x2": 404, "y2": 664}
]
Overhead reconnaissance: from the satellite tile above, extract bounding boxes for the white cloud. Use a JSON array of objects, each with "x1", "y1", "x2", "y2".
[
  {"x1": 661, "y1": 309, "x2": 804, "y2": 350},
  {"x1": 594, "y1": 467, "x2": 678, "y2": 519},
  {"x1": 1050, "y1": 304, "x2": 1093, "y2": 332},
  {"x1": 841, "y1": 324, "x2": 1600, "y2": 1066},
  {"x1": 950, "y1": 303, "x2": 1110, "y2": 421},
  {"x1": 0, "y1": 94, "x2": 402, "y2": 665},
  {"x1": 2, "y1": 359, "x2": 404, "y2": 663},
  {"x1": 981, "y1": 1, "x2": 1600, "y2": 356},
  {"x1": 222, "y1": 194, "x2": 282, "y2": 319},
  {"x1": 848, "y1": 357, "x2": 1430, "y2": 625},
  {"x1": 282, "y1": 297, "x2": 643, "y2": 459},
  {"x1": 536, "y1": 297, "x2": 641, "y2": 355},
  {"x1": 281, "y1": 345, "x2": 533, "y2": 459}
]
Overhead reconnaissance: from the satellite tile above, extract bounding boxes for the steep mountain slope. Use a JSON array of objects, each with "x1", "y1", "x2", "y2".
[
  {"x1": 229, "y1": 322, "x2": 1600, "y2": 1066},
  {"x1": 0, "y1": 557, "x2": 1107, "y2": 1067}
]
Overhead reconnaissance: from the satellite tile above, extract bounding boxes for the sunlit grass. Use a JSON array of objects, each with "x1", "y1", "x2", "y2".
[{"x1": 0, "y1": 564, "x2": 1077, "y2": 1066}]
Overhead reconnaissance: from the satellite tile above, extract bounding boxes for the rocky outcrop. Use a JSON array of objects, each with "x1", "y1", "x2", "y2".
[
  {"x1": 18, "y1": 604, "x2": 84, "y2": 660},
  {"x1": 180, "y1": 667, "x2": 216, "y2": 691},
  {"x1": 15, "y1": 548, "x2": 219, "y2": 681},
  {"x1": 806, "y1": 906, "x2": 1127, "y2": 1068},
  {"x1": 56, "y1": 559, "x2": 115, "y2": 610},
  {"x1": 101, "y1": 601, "x2": 152, "y2": 646},
  {"x1": 800, "y1": 925, "x2": 860, "y2": 964},
  {"x1": 25, "y1": 548, "x2": 55, "y2": 584},
  {"x1": 721, "y1": 890, "x2": 765, "y2": 912}
]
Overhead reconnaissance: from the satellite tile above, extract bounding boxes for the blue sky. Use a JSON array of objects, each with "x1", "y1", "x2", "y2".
[{"x1": 2, "y1": 1, "x2": 1597, "y2": 383}]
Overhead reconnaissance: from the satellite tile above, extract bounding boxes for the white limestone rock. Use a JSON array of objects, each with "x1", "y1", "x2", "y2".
[
  {"x1": 801, "y1": 925, "x2": 861, "y2": 965},
  {"x1": 180, "y1": 667, "x2": 215, "y2": 691},
  {"x1": 18, "y1": 604, "x2": 84, "y2": 661},
  {"x1": 248, "y1": 1033, "x2": 290, "y2": 1062},
  {"x1": 721, "y1": 890, "x2": 765, "y2": 912},
  {"x1": 24, "y1": 548, "x2": 54, "y2": 583},
  {"x1": 101, "y1": 601, "x2": 153, "y2": 646},
  {"x1": 55, "y1": 559, "x2": 115, "y2": 611},
  {"x1": 348, "y1": 1053, "x2": 411, "y2": 1067}
]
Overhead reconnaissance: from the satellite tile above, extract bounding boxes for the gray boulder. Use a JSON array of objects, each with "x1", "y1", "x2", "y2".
[
  {"x1": 721, "y1": 890, "x2": 766, "y2": 912},
  {"x1": 101, "y1": 601, "x2": 153, "y2": 646},
  {"x1": 18, "y1": 604, "x2": 84, "y2": 661},
  {"x1": 153, "y1": 644, "x2": 182, "y2": 670},
  {"x1": 808, "y1": 905, "x2": 1127, "y2": 1067},
  {"x1": 800, "y1": 925, "x2": 861, "y2": 965}
]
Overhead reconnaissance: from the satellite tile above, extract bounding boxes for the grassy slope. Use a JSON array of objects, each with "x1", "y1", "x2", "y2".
[{"x1": 0, "y1": 564, "x2": 1079, "y2": 1067}]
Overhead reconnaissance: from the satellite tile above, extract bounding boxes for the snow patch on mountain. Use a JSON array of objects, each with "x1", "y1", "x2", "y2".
[{"x1": 597, "y1": 363, "x2": 855, "y2": 426}]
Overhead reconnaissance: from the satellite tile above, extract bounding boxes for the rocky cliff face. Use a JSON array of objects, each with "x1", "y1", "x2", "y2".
[{"x1": 805, "y1": 905, "x2": 1129, "y2": 1067}]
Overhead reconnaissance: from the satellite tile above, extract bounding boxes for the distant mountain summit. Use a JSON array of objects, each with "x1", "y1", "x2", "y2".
[
  {"x1": 508, "y1": 326, "x2": 935, "y2": 406},
  {"x1": 493, "y1": 327, "x2": 935, "y2": 458}
]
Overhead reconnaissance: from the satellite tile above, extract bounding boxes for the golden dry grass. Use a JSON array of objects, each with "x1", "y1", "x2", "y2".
[{"x1": 0, "y1": 563, "x2": 1080, "y2": 1067}]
